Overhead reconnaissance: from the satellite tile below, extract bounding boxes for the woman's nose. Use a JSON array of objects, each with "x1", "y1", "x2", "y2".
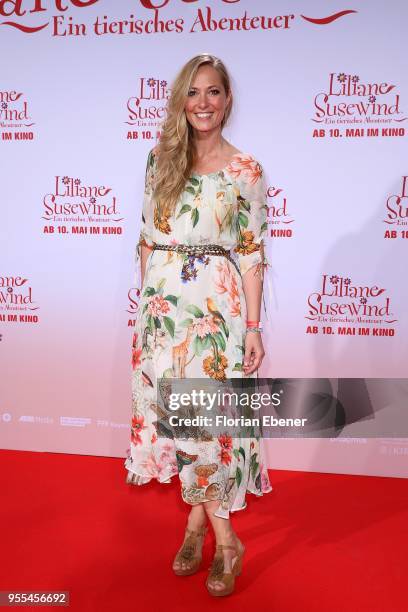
[{"x1": 197, "y1": 94, "x2": 210, "y2": 108}]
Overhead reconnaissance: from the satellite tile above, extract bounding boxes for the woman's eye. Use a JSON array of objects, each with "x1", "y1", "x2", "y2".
[{"x1": 187, "y1": 89, "x2": 220, "y2": 97}]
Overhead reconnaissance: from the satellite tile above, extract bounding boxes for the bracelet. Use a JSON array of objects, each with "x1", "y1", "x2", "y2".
[
  {"x1": 247, "y1": 322, "x2": 263, "y2": 330},
  {"x1": 245, "y1": 327, "x2": 263, "y2": 333}
]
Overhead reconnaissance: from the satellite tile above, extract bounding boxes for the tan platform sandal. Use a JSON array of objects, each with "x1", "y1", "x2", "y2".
[
  {"x1": 173, "y1": 525, "x2": 208, "y2": 576},
  {"x1": 206, "y1": 541, "x2": 245, "y2": 597}
]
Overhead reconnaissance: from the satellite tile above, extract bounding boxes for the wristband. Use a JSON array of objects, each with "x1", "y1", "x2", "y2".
[{"x1": 247, "y1": 322, "x2": 263, "y2": 330}]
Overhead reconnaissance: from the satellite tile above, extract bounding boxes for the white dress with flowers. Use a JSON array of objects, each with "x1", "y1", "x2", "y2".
[{"x1": 124, "y1": 146, "x2": 273, "y2": 519}]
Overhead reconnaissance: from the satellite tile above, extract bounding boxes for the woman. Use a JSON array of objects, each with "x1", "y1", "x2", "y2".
[{"x1": 124, "y1": 53, "x2": 272, "y2": 597}]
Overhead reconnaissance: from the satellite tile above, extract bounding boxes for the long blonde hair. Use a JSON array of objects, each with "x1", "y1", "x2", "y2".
[{"x1": 153, "y1": 54, "x2": 233, "y2": 220}]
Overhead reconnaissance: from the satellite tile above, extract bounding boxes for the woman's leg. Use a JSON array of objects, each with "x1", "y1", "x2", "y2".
[
  {"x1": 172, "y1": 503, "x2": 208, "y2": 572},
  {"x1": 203, "y1": 500, "x2": 245, "y2": 592}
]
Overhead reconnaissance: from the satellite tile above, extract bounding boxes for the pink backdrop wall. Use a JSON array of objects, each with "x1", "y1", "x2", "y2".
[{"x1": 1, "y1": 0, "x2": 407, "y2": 478}]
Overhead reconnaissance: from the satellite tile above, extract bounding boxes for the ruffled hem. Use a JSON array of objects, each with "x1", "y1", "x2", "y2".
[
  {"x1": 124, "y1": 457, "x2": 177, "y2": 485},
  {"x1": 211, "y1": 484, "x2": 274, "y2": 520},
  {"x1": 124, "y1": 458, "x2": 273, "y2": 519}
]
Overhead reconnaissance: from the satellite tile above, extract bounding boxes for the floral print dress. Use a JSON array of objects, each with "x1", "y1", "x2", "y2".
[{"x1": 124, "y1": 146, "x2": 273, "y2": 519}]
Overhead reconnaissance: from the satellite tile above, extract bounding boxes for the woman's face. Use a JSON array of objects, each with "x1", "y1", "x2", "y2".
[{"x1": 184, "y1": 65, "x2": 231, "y2": 134}]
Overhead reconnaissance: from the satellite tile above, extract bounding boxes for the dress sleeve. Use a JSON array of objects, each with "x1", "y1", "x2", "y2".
[
  {"x1": 234, "y1": 161, "x2": 270, "y2": 282},
  {"x1": 134, "y1": 148, "x2": 156, "y2": 289},
  {"x1": 138, "y1": 148, "x2": 156, "y2": 251}
]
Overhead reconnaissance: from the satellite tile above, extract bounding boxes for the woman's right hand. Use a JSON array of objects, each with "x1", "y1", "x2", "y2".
[{"x1": 243, "y1": 331, "x2": 265, "y2": 376}]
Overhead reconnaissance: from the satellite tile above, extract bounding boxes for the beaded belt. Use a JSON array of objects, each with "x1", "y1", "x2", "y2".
[{"x1": 152, "y1": 242, "x2": 241, "y2": 275}]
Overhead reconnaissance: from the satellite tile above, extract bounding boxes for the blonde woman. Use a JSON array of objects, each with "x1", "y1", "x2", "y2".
[{"x1": 125, "y1": 54, "x2": 272, "y2": 597}]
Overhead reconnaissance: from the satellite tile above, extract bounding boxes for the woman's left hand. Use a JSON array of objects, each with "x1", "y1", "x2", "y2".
[{"x1": 243, "y1": 332, "x2": 265, "y2": 376}]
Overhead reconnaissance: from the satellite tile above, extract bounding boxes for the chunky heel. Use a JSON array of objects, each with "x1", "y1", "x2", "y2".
[
  {"x1": 173, "y1": 526, "x2": 208, "y2": 576},
  {"x1": 234, "y1": 557, "x2": 242, "y2": 576},
  {"x1": 206, "y1": 542, "x2": 245, "y2": 597}
]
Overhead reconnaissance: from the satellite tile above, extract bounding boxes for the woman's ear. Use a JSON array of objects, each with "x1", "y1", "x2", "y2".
[
  {"x1": 226, "y1": 90, "x2": 232, "y2": 109},
  {"x1": 222, "y1": 91, "x2": 232, "y2": 127}
]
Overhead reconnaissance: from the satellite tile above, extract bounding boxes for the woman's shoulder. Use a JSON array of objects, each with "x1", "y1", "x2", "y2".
[{"x1": 226, "y1": 150, "x2": 265, "y2": 186}]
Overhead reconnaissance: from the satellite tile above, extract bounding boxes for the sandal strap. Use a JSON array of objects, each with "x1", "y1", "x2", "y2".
[
  {"x1": 175, "y1": 528, "x2": 207, "y2": 563},
  {"x1": 215, "y1": 544, "x2": 237, "y2": 551},
  {"x1": 186, "y1": 526, "x2": 208, "y2": 537},
  {"x1": 176, "y1": 543, "x2": 196, "y2": 561}
]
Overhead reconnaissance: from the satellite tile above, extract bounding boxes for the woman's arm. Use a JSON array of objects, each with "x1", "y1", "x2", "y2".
[
  {"x1": 136, "y1": 148, "x2": 156, "y2": 289},
  {"x1": 234, "y1": 162, "x2": 270, "y2": 376},
  {"x1": 242, "y1": 264, "x2": 265, "y2": 376},
  {"x1": 140, "y1": 243, "x2": 153, "y2": 288}
]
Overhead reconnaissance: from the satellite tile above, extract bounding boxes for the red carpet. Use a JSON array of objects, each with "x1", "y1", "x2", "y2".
[{"x1": 1, "y1": 449, "x2": 407, "y2": 611}]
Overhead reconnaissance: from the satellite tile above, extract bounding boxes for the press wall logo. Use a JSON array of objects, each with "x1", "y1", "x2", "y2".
[
  {"x1": 126, "y1": 286, "x2": 141, "y2": 326},
  {"x1": 305, "y1": 274, "x2": 397, "y2": 337},
  {"x1": 383, "y1": 176, "x2": 408, "y2": 239},
  {"x1": 0, "y1": 2, "x2": 357, "y2": 37},
  {"x1": 0, "y1": 0, "x2": 100, "y2": 33},
  {"x1": 42, "y1": 175, "x2": 124, "y2": 236},
  {"x1": 0, "y1": 90, "x2": 35, "y2": 140},
  {"x1": 0, "y1": 275, "x2": 39, "y2": 323},
  {"x1": 312, "y1": 72, "x2": 407, "y2": 138},
  {"x1": 266, "y1": 184, "x2": 295, "y2": 238},
  {"x1": 126, "y1": 77, "x2": 169, "y2": 140}
]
